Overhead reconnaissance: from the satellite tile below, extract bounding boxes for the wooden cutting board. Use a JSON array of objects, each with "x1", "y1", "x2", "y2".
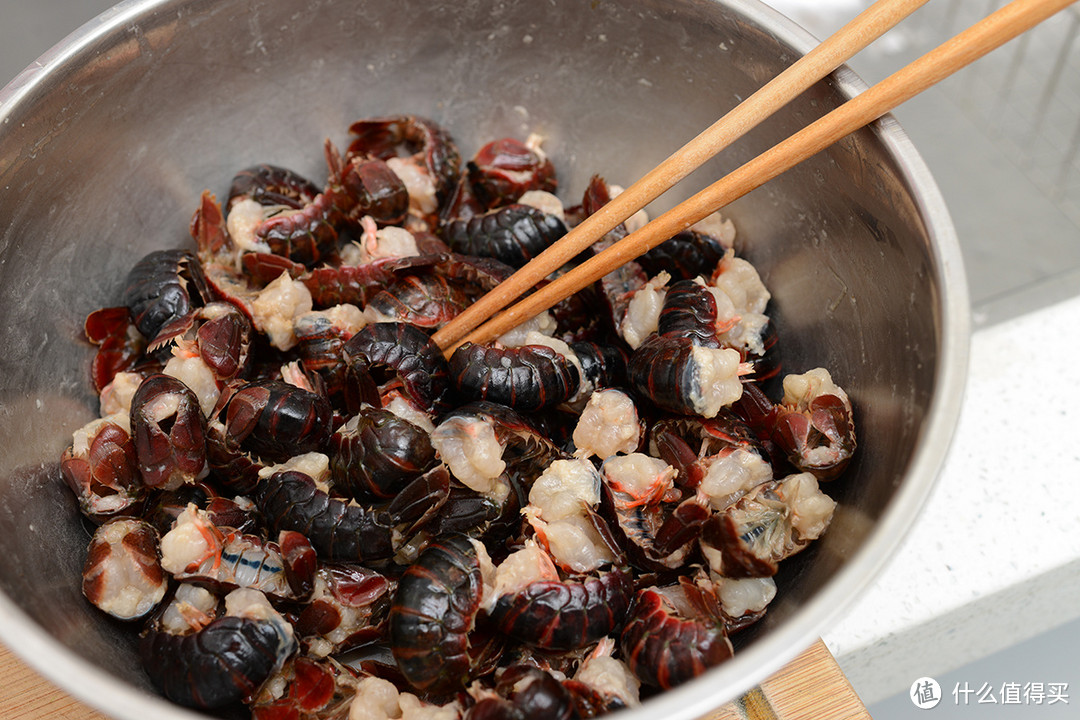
[{"x1": 0, "y1": 638, "x2": 869, "y2": 719}]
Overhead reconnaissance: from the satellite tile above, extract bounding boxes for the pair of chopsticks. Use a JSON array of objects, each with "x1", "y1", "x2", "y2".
[{"x1": 431, "y1": 0, "x2": 1076, "y2": 357}]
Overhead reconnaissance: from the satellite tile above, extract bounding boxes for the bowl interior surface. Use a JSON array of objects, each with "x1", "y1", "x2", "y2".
[{"x1": 0, "y1": 0, "x2": 968, "y2": 718}]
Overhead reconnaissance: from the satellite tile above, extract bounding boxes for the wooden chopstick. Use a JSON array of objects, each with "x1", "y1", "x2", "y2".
[
  {"x1": 430, "y1": 0, "x2": 930, "y2": 354},
  {"x1": 446, "y1": 0, "x2": 1074, "y2": 353}
]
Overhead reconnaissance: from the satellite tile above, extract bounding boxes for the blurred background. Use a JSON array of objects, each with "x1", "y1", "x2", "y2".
[{"x1": 1, "y1": 0, "x2": 1077, "y2": 717}]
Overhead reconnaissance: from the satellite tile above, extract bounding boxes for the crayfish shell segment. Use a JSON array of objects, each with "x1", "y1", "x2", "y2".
[
  {"x1": 62, "y1": 414, "x2": 142, "y2": 521},
  {"x1": 448, "y1": 342, "x2": 580, "y2": 413},
  {"x1": 511, "y1": 330, "x2": 589, "y2": 405},
  {"x1": 293, "y1": 564, "x2": 392, "y2": 658},
  {"x1": 628, "y1": 336, "x2": 744, "y2": 419},
  {"x1": 701, "y1": 472, "x2": 836, "y2": 578},
  {"x1": 250, "y1": 656, "x2": 360, "y2": 719},
  {"x1": 774, "y1": 367, "x2": 857, "y2": 480},
  {"x1": 619, "y1": 582, "x2": 733, "y2": 690},
  {"x1": 255, "y1": 471, "x2": 396, "y2": 566},
  {"x1": 129, "y1": 374, "x2": 208, "y2": 491},
  {"x1": 81, "y1": 518, "x2": 167, "y2": 621},
  {"x1": 467, "y1": 136, "x2": 557, "y2": 210},
  {"x1": 388, "y1": 534, "x2": 492, "y2": 696},
  {"x1": 490, "y1": 563, "x2": 635, "y2": 652},
  {"x1": 122, "y1": 249, "x2": 211, "y2": 346},
  {"x1": 140, "y1": 587, "x2": 296, "y2": 710}
]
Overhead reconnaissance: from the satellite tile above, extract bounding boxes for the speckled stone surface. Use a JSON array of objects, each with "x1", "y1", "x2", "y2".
[{"x1": 822, "y1": 293, "x2": 1080, "y2": 704}]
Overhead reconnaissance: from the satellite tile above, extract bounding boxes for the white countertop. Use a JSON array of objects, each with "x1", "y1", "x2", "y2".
[{"x1": 821, "y1": 293, "x2": 1080, "y2": 704}]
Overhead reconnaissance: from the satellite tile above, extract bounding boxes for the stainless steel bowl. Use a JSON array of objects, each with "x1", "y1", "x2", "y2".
[{"x1": 0, "y1": 0, "x2": 969, "y2": 718}]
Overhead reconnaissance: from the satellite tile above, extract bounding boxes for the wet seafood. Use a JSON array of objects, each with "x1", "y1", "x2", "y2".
[
  {"x1": 84, "y1": 306, "x2": 146, "y2": 393},
  {"x1": 466, "y1": 136, "x2": 557, "y2": 210},
  {"x1": 699, "y1": 472, "x2": 836, "y2": 577},
  {"x1": 599, "y1": 453, "x2": 705, "y2": 571},
  {"x1": 627, "y1": 333, "x2": 745, "y2": 418},
  {"x1": 444, "y1": 204, "x2": 566, "y2": 269},
  {"x1": 449, "y1": 342, "x2": 580, "y2": 412},
  {"x1": 524, "y1": 457, "x2": 619, "y2": 574},
  {"x1": 350, "y1": 675, "x2": 461, "y2": 720},
  {"x1": 255, "y1": 470, "x2": 397, "y2": 565},
  {"x1": 65, "y1": 116, "x2": 857, "y2": 719},
  {"x1": 430, "y1": 401, "x2": 564, "y2": 503},
  {"x1": 636, "y1": 228, "x2": 729, "y2": 281},
  {"x1": 159, "y1": 504, "x2": 315, "y2": 601},
  {"x1": 466, "y1": 664, "x2": 578, "y2": 720},
  {"x1": 210, "y1": 378, "x2": 334, "y2": 467},
  {"x1": 771, "y1": 368, "x2": 858, "y2": 480},
  {"x1": 123, "y1": 249, "x2": 212, "y2": 347},
  {"x1": 246, "y1": 143, "x2": 359, "y2": 267},
  {"x1": 228, "y1": 164, "x2": 321, "y2": 212},
  {"x1": 489, "y1": 555, "x2": 633, "y2": 651},
  {"x1": 338, "y1": 155, "x2": 411, "y2": 228},
  {"x1": 292, "y1": 564, "x2": 393, "y2": 657},
  {"x1": 129, "y1": 373, "x2": 207, "y2": 490},
  {"x1": 250, "y1": 656, "x2": 360, "y2": 720},
  {"x1": 571, "y1": 389, "x2": 643, "y2": 460},
  {"x1": 388, "y1": 533, "x2": 489, "y2": 694},
  {"x1": 82, "y1": 518, "x2": 167, "y2": 620},
  {"x1": 329, "y1": 406, "x2": 437, "y2": 502},
  {"x1": 363, "y1": 273, "x2": 469, "y2": 328},
  {"x1": 343, "y1": 321, "x2": 450, "y2": 413},
  {"x1": 347, "y1": 116, "x2": 462, "y2": 222},
  {"x1": 620, "y1": 576, "x2": 734, "y2": 690},
  {"x1": 565, "y1": 638, "x2": 641, "y2": 714},
  {"x1": 293, "y1": 304, "x2": 367, "y2": 398},
  {"x1": 649, "y1": 413, "x2": 771, "y2": 508},
  {"x1": 62, "y1": 415, "x2": 143, "y2": 521},
  {"x1": 140, "y1": 586, "x2": 297, "y2": 709}
]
